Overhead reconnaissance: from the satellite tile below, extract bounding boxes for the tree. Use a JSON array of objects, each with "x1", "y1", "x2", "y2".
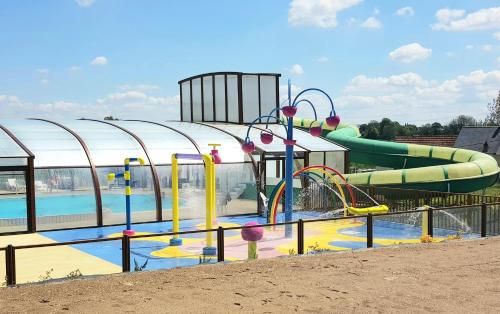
[
  {"x1": 485, "y1": 90, "x2": 500, "y2": 126},
  {"x1": 104, "y1": 115, "x2": 119, "y2": 120},
  {"x1": 446, "y1": 115, "x2": 478, "y2": 135},
  {"x1": 365, "y1": 125, "x2": 380, "y2": 139}
]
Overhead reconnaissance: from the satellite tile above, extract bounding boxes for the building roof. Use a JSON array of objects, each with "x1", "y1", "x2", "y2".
[
  {"x1": 0, "y1": 119, "x2": 345, "y2": 168},
  {"x1": 454, "y1": 126, "x2": 500, "y2": 155},
  {"x1": 394, "y1": 135, "x2": 457, "y2": 147}
]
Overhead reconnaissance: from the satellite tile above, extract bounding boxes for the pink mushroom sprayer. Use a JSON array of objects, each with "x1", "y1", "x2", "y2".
[{"x1": 241, "y1": 221, "x2": 264, "y2": 259}]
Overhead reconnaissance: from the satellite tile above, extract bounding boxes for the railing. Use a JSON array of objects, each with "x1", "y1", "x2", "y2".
[
  {"x1": 302, "y1": 184, "x2": 500, "y2": 212},
  {"x1": 2, "y1": 202, "x2": 498, "y2": 287}
]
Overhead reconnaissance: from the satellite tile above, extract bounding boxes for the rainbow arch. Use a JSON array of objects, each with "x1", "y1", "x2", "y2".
[{"x1": 268, "y1": 165, "x2": 357, "y2": 224}]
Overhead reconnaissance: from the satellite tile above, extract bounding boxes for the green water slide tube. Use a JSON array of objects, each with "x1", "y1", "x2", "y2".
[{"x1": 293, "y1": 118, "x2": 499, "y2": 193}]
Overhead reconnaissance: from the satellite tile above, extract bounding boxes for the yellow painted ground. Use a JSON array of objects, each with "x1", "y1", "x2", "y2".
[{"x1": 0, "y1": 233, "x2": 121, "y2": 285}]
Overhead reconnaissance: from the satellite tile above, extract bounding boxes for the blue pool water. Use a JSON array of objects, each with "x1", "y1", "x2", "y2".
[{"x1": 0, "y1": 194, "x2": 173, "y2": 219}]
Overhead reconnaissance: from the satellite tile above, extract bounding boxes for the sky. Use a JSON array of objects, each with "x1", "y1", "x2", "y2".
[{"x1": 1, "y1": 0, "x2": 500, "y2": 125}]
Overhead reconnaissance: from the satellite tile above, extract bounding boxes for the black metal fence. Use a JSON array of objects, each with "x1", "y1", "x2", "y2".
[
  {"x1": 2, "y1": 202, "x2": 498, "y2": 287},
  {"x1": 297, "y1": 184, "x2": 500, "y2": 214}
]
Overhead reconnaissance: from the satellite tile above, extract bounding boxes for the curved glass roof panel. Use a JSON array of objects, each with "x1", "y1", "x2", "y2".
[
  {"x1": 111, "y1": 121, "x2": 199, "y2": 165},
  {"x1": 204, "y1": 123, "x2": 306, "y2": 153},
  {"x1": 166, "y1": 122, "x2": 245, "y2": 163},
  {"x1": 0, "y1": 127, "x2": 28, "y2": 157},
  {"x1": 0, "y1": 119, "x2": 90, "y2": 168},
  {"x1": 263, "y1": 124, "x2": 347, "y2": 152},
  {"x1": 57, "y1": 120, "x2": 148, "y2": 166}
]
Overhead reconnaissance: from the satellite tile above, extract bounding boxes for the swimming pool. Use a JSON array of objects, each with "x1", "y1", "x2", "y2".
[{"x1": 0, "y1": 194, "x2": 174, "y2": 219}]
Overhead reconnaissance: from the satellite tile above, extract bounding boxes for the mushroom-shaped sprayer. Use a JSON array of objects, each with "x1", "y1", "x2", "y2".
[{"x1": 241, "y1": 221, "x2": 264, "y2": 259}]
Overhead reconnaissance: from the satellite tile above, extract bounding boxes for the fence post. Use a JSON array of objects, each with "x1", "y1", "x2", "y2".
[
  {"x1": 122, "y1": 235, "x2": 130, "y2": 272},
  {"x1": 297, "y1": 219, "x2": 304, "y2": 254},
  {"x1": 5, "y1": 245, "x2": 16, "y2": 286},
  {"x1": 427, "y1": 207, "x2": 433, "y2": 237},
  {"x1": 217, "y1": 226, "x2": 224, "y2": 262},
  {"x1": 481, "y1": 203, "x2": 487, "y2": 237},
  {"x1": 367, "y1": 214, "x2": 373, "y2": 248}
]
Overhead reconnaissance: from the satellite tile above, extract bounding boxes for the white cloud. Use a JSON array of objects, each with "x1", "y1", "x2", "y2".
[
  {"x1": 347, "y1": 17, "x2": 358, "y2": 27},
  {"x1": 37, "y1": 101, "x2": 78, "y2": 112},
  {"x1": 0, "y1": 90, "x2": 180, "y2": 120},
  {"x1": 432, "y1": 7, "x2": 500, "y2": 31},
  {"x1": 389, "y1": 43, "x2": 432, "y2": 63},
  {"x1": 316, "y1": 56, "x2": 329, "y2": 63},
  {"x1": 288, "y1": 0, "x2": 362, "y2": 28},
  {"x1": 118, "y1": 84, "x2": 160, "y2": 92},
  {"x1": 494, "y1": 32, "x2": 500, "y2": 40},
  {"x1": 372, "y1": 8, "x2": 380, "y2": 16},
  {"x1": 40, "y1": 79, "x2": 49, "y2": 85},
  {"x1": 96, "y1": 91, "x2": 180, "y2": 114},
  {"x1": 68, "y1": 66, "x2": 82, "y2": 72},
  {"x1": 90, "y1": 56, "x2": 108, "y2": 66},
  {"x1": 466, "y1": 44, "x2": 474, "y2": 50},
  {"x1": 36, "y1": 68, "x2": 49, "y2": 74},
  {"x1": 482, "y1": 44, "x2": 493, "y2": 52},
  {"x1": 497, "y1": 57, "x2": 500, "y2": 67},
  {"x1": 335, "y1": 70, "x2": 500, "y2": 123},
  {"x1": 290, "y1": 64, "x2": 304, "y2": 75},
  {"x1": 396, "y1": 6, "x2": 414, "y2": 16},
  {"x1": 76, "y1": 0, "x2": 95, "y2": 7},
  {"x1": 361, "y1": 17, "x2": 382, "y2": 29}
]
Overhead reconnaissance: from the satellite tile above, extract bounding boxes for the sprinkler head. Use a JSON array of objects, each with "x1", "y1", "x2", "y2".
[
  {"x1": 326, "y1": 115, "x2": 340, "y2": 127},
  {"x1": 211, "y1": 150, "x2": 222, "y2": 164},
  {"x1": 260, "y1": 132, "x2": 273, "y2": 144},
  {"x1": 241, "y1": 140, "x2": 255, "y2": 153},
  {"x1": 281, "y1": 105, "x2": 297, "y2": 118},
  {"x1": 209, "y1": 143, "x2": 222, "y2": 164},
  {"x1": 309, "y1": 126, "x2": 322, "y2": 137}
]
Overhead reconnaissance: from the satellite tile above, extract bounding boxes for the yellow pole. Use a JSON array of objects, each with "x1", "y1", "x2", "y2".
[
  {"x1": 172, "y1": 155, "x2": 179, "y2": 235},
  {"x1": 169, "y1": 154, "x2": 182, "y2": 246},
  {"x1": 202, "y1": 154, "x2": 214, "y2": 248},
  {"x1": 211, "y1": 159, "x2": 216, "y2": 224},
  {"x1": 422, "y1": 206, "x2": 429, "y2": 237}
]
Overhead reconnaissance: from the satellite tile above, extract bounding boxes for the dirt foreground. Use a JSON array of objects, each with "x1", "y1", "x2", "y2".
[{"x1": 1, "y1": 237, "x2": 500, "y2": 313}]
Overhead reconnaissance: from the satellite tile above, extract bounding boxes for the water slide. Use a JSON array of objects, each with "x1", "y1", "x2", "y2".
[{"x1": 292, "y1": 118, "x2": 499, "y2": 193}]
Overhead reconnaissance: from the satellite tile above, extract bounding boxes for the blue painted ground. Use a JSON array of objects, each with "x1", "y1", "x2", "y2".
[{"x1": 40, "y1": 212, "x2": 478, "y2": 272}]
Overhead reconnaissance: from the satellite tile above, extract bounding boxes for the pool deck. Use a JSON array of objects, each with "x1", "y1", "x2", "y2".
[{"x1": 0, "y1": 233, "x2": 120, "y2": 284}]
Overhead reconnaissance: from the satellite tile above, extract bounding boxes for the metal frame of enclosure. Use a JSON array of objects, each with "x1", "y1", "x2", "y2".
[{"x1": 178, "y1": 72, "x2": 281, "y2": 124}]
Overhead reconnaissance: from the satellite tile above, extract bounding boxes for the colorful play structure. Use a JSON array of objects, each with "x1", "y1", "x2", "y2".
[
  {"x1": 107, "y1": 157, "x2": 145, "y2": 235},
  {"x1": 170, "y1": 144, "x2": 221, "y2": 255},
  {"x1": 267, "y1": 164, "x2": 388, "y2": 224}
]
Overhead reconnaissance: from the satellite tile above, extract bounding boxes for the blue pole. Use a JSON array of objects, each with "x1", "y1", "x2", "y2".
[{"x1": 284, "y1": 79, "x2": 293, "y2": 237}]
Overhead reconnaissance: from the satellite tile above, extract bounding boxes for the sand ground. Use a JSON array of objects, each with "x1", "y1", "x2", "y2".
[{"x1": 1, "y1": 237, "x2": 500, "y2": 313}]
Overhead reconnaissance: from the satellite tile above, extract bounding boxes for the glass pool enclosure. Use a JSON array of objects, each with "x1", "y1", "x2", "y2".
[{"x1": 0, "y1": 72, "x2": 347, "y2": 234}]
